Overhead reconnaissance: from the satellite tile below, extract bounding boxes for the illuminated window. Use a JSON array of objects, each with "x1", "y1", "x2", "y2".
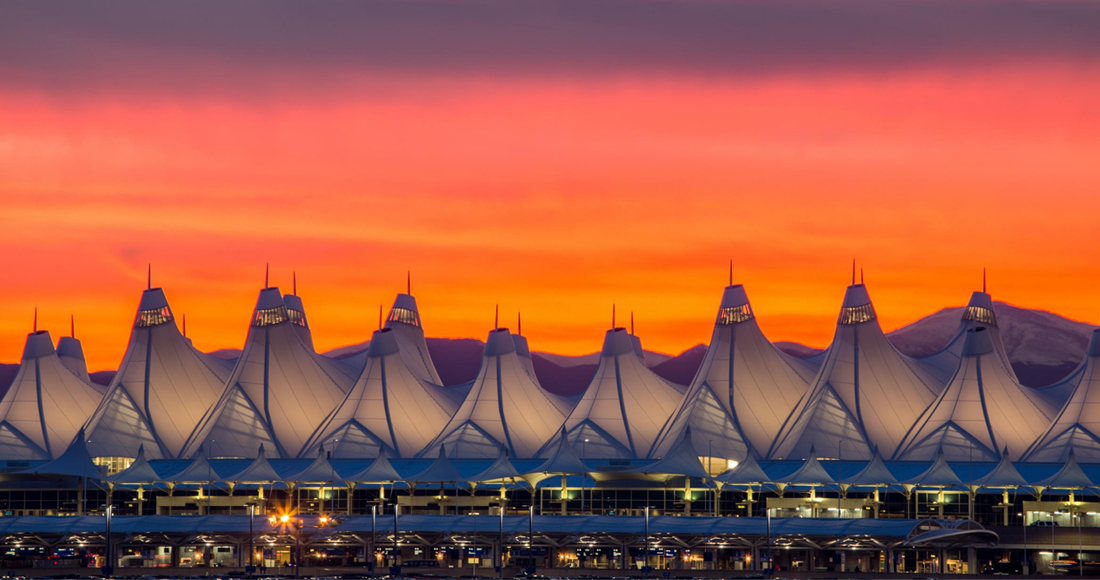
[
  {"x1": 388, "y1": 307, "x2": 420, "y2": 327},
  {"x1": 253, "y1": 305, "x2": 289, "y2": 327},
  {"x1": 135, "y1": 307, "x2": 172, "y2": 327},
  {"x1": 962, "y1": 305, "x2": 997, "y2": 326},
  {"x1": 839, "y1": 303, "x2": 876, "y2": 325},
  {"x1": 287, "y1": 308, "x2": 308, "y2": 328},
  {"x1": 717, "y1": 304, "x2": 754, "y2": 325},
  {"x1": 93, "y1": 456, "x2": 135, "y2": 476}
]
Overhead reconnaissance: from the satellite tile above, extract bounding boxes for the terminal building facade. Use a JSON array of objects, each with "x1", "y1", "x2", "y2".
[{"x1": 1, "y1": 271, "x2": 1099, "y2": 575}]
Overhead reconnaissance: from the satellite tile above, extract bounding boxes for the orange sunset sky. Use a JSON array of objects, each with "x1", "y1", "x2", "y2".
[{"x1": 2, "y1": 1, "x2": 1100, "y2": 371}]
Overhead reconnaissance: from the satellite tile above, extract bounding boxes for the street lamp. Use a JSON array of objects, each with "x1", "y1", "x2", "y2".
[
  {"x1": 246, "y1": 502, "x2": 256, "y2": 574},
  {"x1": 582, "y1": 439, "x2": 589, "y2": 515},
  {"x1": 103, "y1": 504, "x2": 114, "y2": 576}
]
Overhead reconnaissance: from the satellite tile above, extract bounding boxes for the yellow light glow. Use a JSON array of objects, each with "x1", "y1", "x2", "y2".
[{"x1": 280, "y1": 514, "x2": 290, "y2": 523}]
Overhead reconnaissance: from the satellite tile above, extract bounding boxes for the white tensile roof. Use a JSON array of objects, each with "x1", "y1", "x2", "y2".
[
  {"x1": 183, "y1": 287, "x2": 353, "y2": 459},
  {"x1": 843, "y1": 448, "x2": 898, "y2": 487},
  {"x1": 109, "y1": 444, "x2": 163, "y2": 485},
  {"x1": 421, "y1": 328, "x2": 569, "y2": 459},
  {"x1": 545, "y1": 327, "x2": 684, "y2": 460},
  {"x1": 642, "y1": 426, "x2": 710, "y2": 480},
  {"x1": 651, "y1": 284, "x2": 812, "y2": 462},
  {"x1": 0, "y1": 331, "x2": 103, "y2": 460},
  {"x1": 83, "y1": 288, "x2": 232, "y2": 460},
  {"x1": 768, "y1": 283, "x2": 940, "y2": 461},
  {"x1": 903, "y1": 448, "x2": 964, "y2": 488},
  {"x1": 303, "y1": 327, "x2": 461, "y2": 459},
  {"x1": 973, "y1": 447, "x2": 1029, "y2": 488},
  {"x1": 894, "y1": 327, "x2": 1056, "y2": 462},
  {"x1": 56, "y1": 335, "x2": 93, "y2": 385},
  {"x1": 282, "y1": 292, "x2": 314, "y2": 351},
  {"x1": 1022, "y1": 328, "x2": 1100, "y2": 462},
  {"x1": 916, "y1": 290, "x2": 1016, "y2": 386},
  {"x1": 385, "y1": 293, "x2": 442, "y2": 385}
]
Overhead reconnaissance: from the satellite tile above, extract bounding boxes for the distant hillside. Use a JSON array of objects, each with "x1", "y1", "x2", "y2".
[
  {"x1": 650, "y1": 344, "x2": 706, "y2": 386},
  {"x1": 887, "y1": 301, "x2": 1092, "y2": 387}
]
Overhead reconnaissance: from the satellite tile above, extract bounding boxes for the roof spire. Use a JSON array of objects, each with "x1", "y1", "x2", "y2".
[
  {"x1": 265, "y1": 263, "x2": 269, "y2": 288},
  {"x1": 293, "y1": 271, "x2": 297, "y2": 295},
  {"x1": 851, "y1": 258, "x2": 856, "y2": 285},
  {"x1": 407, "y1": 270, "x2": 411, "y2": 295},
  {"x1": 378, "y1": 304, "x2": 383, "y2": 330},
  {"x1": 983, "y1": 267, "x2": 987, "y2": 293},
  {"x1": 860, "y1": 267, "x2": 864, "y2": 285},
  {"x1": 495, "y1": 304, "x2": 499, "y2": 329},
  {"x1": 182, "y1": 313, "x2": 187, "y2": 337},
  {"x1": 517, "y1": 312, "x2": 522, "y2": 336},
  {"x1": 147, "y1": 263, "x2": 151, "y2": 290},
  {"x1": 33, "y1": 307, "x2": 37, "y2": 332},
  {"x1": 729, "y1": 259, "x2": 733, "y2": 287},
  {"x1": 631, "y1": 311, "x2": 635, "y2": 335},
  {"x1": 612, "y1": 304, "x2": 616, "y2": 329},
  {"x1": 70, "y1": 313, "x2": 74, "y2": 338}
]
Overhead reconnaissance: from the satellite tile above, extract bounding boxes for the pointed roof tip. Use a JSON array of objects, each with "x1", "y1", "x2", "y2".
[
  {"x1": 729, "y1": 258, "x2": 733, "y2": 287},
  {"x1": 612, "y1": 304, "x2": 616, "y2": 329},
  {"x1": 70, "y1": 313, "x2": 74, "y2": 338},
  {"x1": 378, "y1": 304, "x2": 383, "y2": 331},
  {"x1": 147, "y1": 263, "x2": 151, "y2": 290},
  {"x1": 264, "y1": 262, "x2": 269, "y2": 288},
  {"x1": 495, "y1": 303, "x2": 499, "y2": 329},
  {"x1": 517, "y1": 311, "x2": 522, "y2": 336},
  {"x1": 33, "y1": 306, "x2": 37, "y2": 333},
  {"x1": 851, "y1": 258, "x2": 856, "y2": 285},
  {"x1": 983, "y1": 266, "x2": 987, "y2": 293},
  {"x1": 860, "y1": 267, "x2": 864, "y2": 285},
  {"x1": 182, "y1": 313, "x2": 187, "y2": 337},
  {"x1": 292, "y1": 271, "x2": 297, "y2": 295},
  {"x1": 407, "y1": 270, "x2": 411, "y2": 295},
  {"x1": 630, "y1": 311, "x2": 635, "y2": 335}
]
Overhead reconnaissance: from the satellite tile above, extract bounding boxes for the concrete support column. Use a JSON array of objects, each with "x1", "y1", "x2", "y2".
[{"x1": 968, "y1": 547, "x2": 977, "y2": 574}]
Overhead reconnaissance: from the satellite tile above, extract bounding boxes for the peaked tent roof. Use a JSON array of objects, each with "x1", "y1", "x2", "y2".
[
  {"x1": 903, "y1": 449, "x2": 964, "y2": 487},
  {"x1": 843, "y1": 448, "x2": 899, "y2": 486},
  {"x1": 0, "y1": 331, "x2": 103, "y2": 460},
  {"x1": 769, "y1": 283, "x2": 941, "y2": 461},
  {"x1": 643, "y1": 426, "x2": 710, "y2": 480},
  {"x1": 713, "y1": 453, "x2": 771, "y2": 485},
  {"x1": 916, "y1": 290, "x2": 1016, "y2": 385},
  {"x1": 1036, "y1": 450, "x2": 1094, "y2": 489},
  {"x1": 421, "y1": 328, "x2": 568, "y2": 459},
  {"x1": 83, "y1": 287, "x2": 232, "y2": 460},
  {"x1": 512, "y1": 331, "x2": 572, "y2": 415},
  {"x1": 780, "y1": 446, "x2": 835, "y2": 485},
  {"x1": 545, "y1": 328, "x2": 684, "y2": 459},
  {"x1": 109, "y1": 444, "x2": 163, "y2": 484},
  {"x1": 471, "y1": 448, "x2": 524, "y2": 483},
  {"x1": 18, "y1": 428, "x2": 105, "y2": 479},
  {"x1": 408, "y1": 445, "x2": 465, "y2": 484},
  {"x1": 1022, "y1": 328, "x2": 1100, "y2": 462},
  {"x1": 346, "y1": 453, "x2": 403, "y2": 483},
  {"x1": 227, "y1": 445, "x2": 283, "y2": 483},
  {"x1": 384, "y1": 293, "x2": 442, "y2": 385},
  {"x1": 167, "y1": 446, "x2": 224, "y2": 484},
  {"x1": 56, "y1": 335, "x2": 92, "y2": 384},
  {"x1": 651, "y1": 284, "x2": 811, "y2": 462},
  {"x1": 894, "y1": 327, "x2": 1056, "y2": 462},
  {"x1": 282, "y1": 292, "x2": 314, "y2": 351},
  {"x1": 531, "y1": 428, "x2": 589, "y2": 475},
  {"x1": 303, "y1": 327, "x2": 460, "y2": 459},
  {"x1": 973, "y1": 448, "x2": 1029, "y2": 488},
  {"x1": 183, "y1": 287, "x2": 352, "y2": 459},
  {"x1": 287, "y1": 447, "x2": 342, "y2": 483}
]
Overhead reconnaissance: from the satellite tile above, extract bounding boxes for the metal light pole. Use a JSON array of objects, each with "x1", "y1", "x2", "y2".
[
  {"x1": 582, "y1": 438, "x2": 588, "y2": 515},
  {"x1": 837, "y1": 440, "x2": 843, "y2": 518},
  {"x1": 247, "y1": 502, "x2": 256, "y2": 574},
  {"x1": 766, "y1": 505, "x2": 772, "y2": 573},
  {"x1": 643, "y1": 506, "x2": 650, "y2": 579},
  {"x1": 370, "y1": 504, "x2": 377, "y2": 571},
  {"x1": 499, "y1": 505, "x2": 505, "y2": 580},
  {"x1": 393, "y1": 504, "x2": 399, "y2": 571},
  {"x1": 294, "y1": 520, "x2": 302, "y2": 579},
  {"x1": 103, "y1": 503, "x2": 113, "y2": 576}
]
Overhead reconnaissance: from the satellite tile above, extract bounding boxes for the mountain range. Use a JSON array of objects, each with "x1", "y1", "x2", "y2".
[{"x1": 1, "y1": 301, "x2": 1093, "y2": 398}]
